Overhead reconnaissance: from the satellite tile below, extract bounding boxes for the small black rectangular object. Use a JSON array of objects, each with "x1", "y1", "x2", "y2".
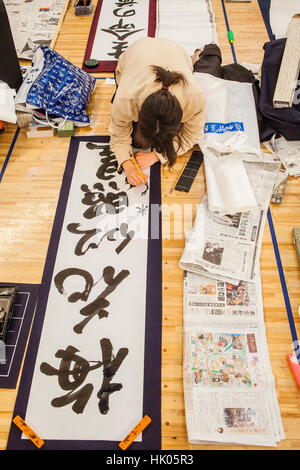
[{"x1": 174, "y1": 149, "x2": 203, "y2": 192}]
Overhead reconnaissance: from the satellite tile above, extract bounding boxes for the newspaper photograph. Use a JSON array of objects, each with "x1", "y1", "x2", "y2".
[
  {"x1": 179, "y1": 196, "x2": 264, "y2": 282},
  {"x1": 183, "y1": 271, "x2": 258, "y2": 325}
]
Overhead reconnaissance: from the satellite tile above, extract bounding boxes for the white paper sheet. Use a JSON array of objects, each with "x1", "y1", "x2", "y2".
[
  {"x1": 269, "y1": 0, "x2": 300, "y2": 38},
  {"x1": 0, "y1": 82, "x2": 17, "y2": 124},
  {"x1": 204, "y1": 153, "x2": 258, "y2": 215},
  {"x1": 24, "y1": 141, "x2": 151, "y2": 441},
  {"x1": 155, "y1": 0, "x2": 218, "y2": 55}
]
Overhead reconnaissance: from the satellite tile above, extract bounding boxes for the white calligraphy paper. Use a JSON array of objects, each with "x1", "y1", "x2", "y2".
[
  {"x1": 155, "y1": 0, "x2": 218, "y2": 55},
  {"x1": 24, "y1": 141, "x2": 151, "y2": 442},
  {"x1": 91, "y1": 0, "x2": 150, "y2": 62}
]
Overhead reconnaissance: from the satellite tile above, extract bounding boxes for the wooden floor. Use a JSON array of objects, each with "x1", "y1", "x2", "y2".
[{"x1": 1, "y1": 0, "x2": 300, "y2": 450}]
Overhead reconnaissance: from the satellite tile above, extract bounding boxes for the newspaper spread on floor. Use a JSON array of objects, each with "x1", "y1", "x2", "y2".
[
  {"x1": 183, "y1": 271, "x2": 285, "y2": 446},
  {"x1": 180, "y1": 155, "x2": 285, "y2": 446},
  {"x1": 179, "y1": 159, "x2": 280, "y2": 282}
]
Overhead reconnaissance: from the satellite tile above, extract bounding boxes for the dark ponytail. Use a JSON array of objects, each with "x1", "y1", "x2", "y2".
[
  {"x1": 138, "y1": 66, "x2": 187, "y2": 167},
  {"x1": 151, "y1": 65, "x2": 187, "y2": 89}
]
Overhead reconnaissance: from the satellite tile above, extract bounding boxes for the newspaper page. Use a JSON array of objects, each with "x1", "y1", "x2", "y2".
[
  {"x1": 183, "y1": 271, "x2": 285, "y2": 446},
  {"x1": 272, "y1": 136, "x2": 300, "y2": 177},
  {"x1": 179, "y1": 160, "x2": 280, "y2": 282},
  {"x1": 4, "y1": 0, "x2": 67, "y2": 60}
]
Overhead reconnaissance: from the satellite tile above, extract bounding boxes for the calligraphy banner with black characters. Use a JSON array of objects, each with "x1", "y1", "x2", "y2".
[
  {"x1": 7, "y1": 136, "x2": 162, "y2": 450},
  {"x1": 82, "y1": 0, "x2": 157, "y2": 73}
]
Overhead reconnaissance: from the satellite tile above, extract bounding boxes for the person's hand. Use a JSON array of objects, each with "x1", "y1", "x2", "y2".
[
  {"x1": 192, "y1": 48, "x2": 203, "y2": 66},
  {"x1": 122, "y1": 159, "x2": 148, "y2": 187},
  {"x1": 134, "y1": 151, "x2": 159, "y2": 170}
]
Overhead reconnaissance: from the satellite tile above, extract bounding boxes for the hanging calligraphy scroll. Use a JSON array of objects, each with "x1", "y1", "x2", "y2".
[
  {"x1": 82, "y1": 0, "x2": 157, "y2": 73},
  {"x1": 7, "y1": 136, "x2": 162, "y2": 450}
]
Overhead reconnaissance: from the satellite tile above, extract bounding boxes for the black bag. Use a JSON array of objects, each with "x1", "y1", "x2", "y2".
[{"x1": 259, "y1": 39, "x2": 300, "y2": 141}]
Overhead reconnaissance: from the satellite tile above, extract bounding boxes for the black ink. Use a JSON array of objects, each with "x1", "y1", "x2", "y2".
[
  {"x1": 74, "y1": 266, "x2": 130, "y2": 334},
  {"x1": 54, "y1": 266, "x2": 130, "y2": 333},
  {"x1": 40, "y1": 339, "x2": 128, "y2": 415},
  {"x1": 67, "y1": 223, "x2": 102, "y2": 256},
  {"x1": 107, "y1": 41, "x2": 130, "y2": 59},
  {"x1": 40, "y1": 345, "x2": 102, "y2": 414},
  {"x1": 113, "y1": 8, "x2": 135, "y2": 17},
  {"x1": 115, "y1": 223, "x2": 135, "y2": 254},
  {"x1": 108, "y1": 181, "x2": 119, "y2": 191},
  {"x1": 81, "y1": 183, "x2": 128, "y2": 218},
  {"x1": 54, "y1": 268, "x2": 93, "y2": 303},
  {"x1": 101, "y1": 19, "x2": 144, "y2": 41},
  {"x1": 97, "y1": 338, "x2": 128, "y2": 414},
  {"x1": 67, "y1": 222, "x2": 134, "y2": 256},
  {"x1": 85, "y1": 143, "x2": 118, "y2": 181}
]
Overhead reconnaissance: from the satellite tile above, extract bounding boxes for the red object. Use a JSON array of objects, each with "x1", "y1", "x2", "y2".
[
  {"x1": 0, "y1": 121, "x2": 5, "y2": 133},
  {"x1": 287, "y1": 353, "x2": 300, "y2": 388}
]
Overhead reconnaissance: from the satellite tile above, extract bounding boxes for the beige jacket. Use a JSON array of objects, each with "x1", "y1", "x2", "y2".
[{"x1": 108, "y1": 37, "x2": 206, "y2": 168}]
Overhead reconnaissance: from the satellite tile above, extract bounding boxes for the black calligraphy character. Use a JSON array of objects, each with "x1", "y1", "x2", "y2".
[
  {"x1": 40, "y1": 346, "x2": 102, "y2": 414},
  {"x1": 54, "y1": 266, "x2": 130, "y2": 334},
  {"x1": 74, "y1": 266, "x2": 130, "y2": 334},
  {"x1": 67, "y1": 224, "x2": 102, "y2": 256},
  {"x1": 107, "y1": 40, "x2": 130, "y2": 59},
  {"x1": 113, "y1": 0, "x2": 138, "y2": 8},
  {"x1": 97, "y1": 338, "x2": 129, "y2": 414},
  {"x1": 109, "y1": 180, "x2": 120, "y2": 191},
  {"x1": 113, "y1": 1, "x2": 137, "y2": 17},
  {"x1": 66, "y1": 222, "x2": 134, "y2": 255},
  {"x1": 40, "y1": 340, "x2": 128, "y2": 415},
  {"x1": 54, "y1": 268, "x2": 93, "y2": 303},
  {"x1": 115, "y1": 223, "x2": 135, "y2": 254},
  {"x1": 86, "y1": 143, "x2": 118, "y2": 181},
  {"x1": 81, "y1": 182, "x2": 128, "y2": 218},
  {"x1": 101, "y1": 18, "x2": 144, "y2": 41}
]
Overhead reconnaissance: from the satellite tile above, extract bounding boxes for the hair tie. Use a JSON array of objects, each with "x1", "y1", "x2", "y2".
[{"x1": 162, "y1": 86, "x2": 169, "y2": 90}]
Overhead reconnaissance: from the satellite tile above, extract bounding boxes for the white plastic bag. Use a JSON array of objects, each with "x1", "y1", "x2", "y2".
[
  {"x1": 194, "y1": 73, "x2": 262, "y2": 214},
  {"x1": 0, "y1": 82, "x2": 17, "y2": 124}
]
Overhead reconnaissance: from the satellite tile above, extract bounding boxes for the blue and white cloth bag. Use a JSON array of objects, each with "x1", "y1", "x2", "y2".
[{"x1": 15, "y1": 47, "x2": 96, "y2": 127}]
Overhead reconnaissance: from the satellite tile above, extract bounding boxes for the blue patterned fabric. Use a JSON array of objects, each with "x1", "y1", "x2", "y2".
[{"x1": 26, "y1": 47, "x2": 96, "y2": 125}]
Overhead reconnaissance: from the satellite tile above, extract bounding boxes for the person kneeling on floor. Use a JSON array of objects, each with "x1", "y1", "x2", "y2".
[{"x1": 108, "y1": 37, "x2": 206, "y2": 186}]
